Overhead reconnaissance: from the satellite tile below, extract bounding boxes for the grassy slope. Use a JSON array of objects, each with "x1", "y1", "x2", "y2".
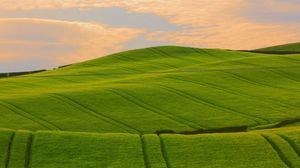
[
  {"x1": 255, "y1": 42, "x2": 300, "y2": 53},
  {"x1": 0, "y1": 46, "x2": 300, "y2": 167},
  {"x1": 0, "y1": 127, "x2": 299, "y2": 168},
  {"x1": 1, "y1": 46, "x2": 300, "y2": 133}
]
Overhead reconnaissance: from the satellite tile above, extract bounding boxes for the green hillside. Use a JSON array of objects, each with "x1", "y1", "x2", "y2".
[
  {"x1": 0, "y1": 46, "x2": 300, "y2": 167},
  {"x1": 0, "y1": 127, "x2": 299, "y2": 168},
  {"x1": 255, "y1": 42, "x2": 300, "y2": 53}
]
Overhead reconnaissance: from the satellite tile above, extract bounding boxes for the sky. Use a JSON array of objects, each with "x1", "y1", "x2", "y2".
[{"x1": 0, "y1": 0, "x2": 300, "y2": 72}]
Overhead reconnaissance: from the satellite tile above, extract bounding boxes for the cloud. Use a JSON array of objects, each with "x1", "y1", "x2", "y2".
[
  {"x1": 250, "y1": 0, "x2": 300, "y2": 12},
  {"x1": 127, "y1": 0, "x2": 300, "y2": 49},
  {"x1": 0, "y1": 0, "x2": 300, "y2": 60},
  {"x1": 0, "y1": 7, "x2": 180, "y2": 31},
  {"x1": 0, "y1": 18, "x2": 142, "y2": 72},
  {"x1": 242, "y1": 0, "x2": 300, "y2": 23},
  {"x1": 0, "y1": 0, "x2": 159, "y2": 10}
]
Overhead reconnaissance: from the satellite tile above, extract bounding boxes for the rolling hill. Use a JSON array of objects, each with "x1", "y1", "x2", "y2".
[
  {"x1": 0, "y1": 127, "x2": 299, "y2": 168},
  {"x1": 255, "y1": 42, "x2": 300, "y2": 54},
  {"x1": 0, "y1": 46, "x2": 300, "y2": 167}
]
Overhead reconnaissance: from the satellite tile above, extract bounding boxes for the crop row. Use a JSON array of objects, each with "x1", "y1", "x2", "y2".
[{"x1": 0, "y1": 128, "x2": 299, "y2": 168}]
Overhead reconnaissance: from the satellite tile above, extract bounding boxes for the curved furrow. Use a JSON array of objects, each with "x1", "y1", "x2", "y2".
[
  {"x1": 140, "y1": 135, "x2": 150, "y2": 168},
  {"x1": 168, "y1": 76, "x2": 251, "y2": 97},
  {"x1": 260, "y1": 134, "x2": 294, "y2": 168},
  {"x1": 5, "y1": 132, "x2": 15, "y2": 168},
  {"x1": 150, "y1": 47, "x2": 173, "y2": 57},
  {"x1": 152, "y1": 47, "x2": 198, "y2": 63},
  {"x1": 24, "y1": 133, "x2": 33, "y2": 168},
  {"x1": 191, "y1": 48, "x2": 206, "y2": 55},
  {"x1": 110, "y1": 55, "x2": 142, "y2": 67},
  {"x1": 277, "y1": 55, "x2": 300, "y2": 64},
  {"x1": 149, "y1": 47, "x2": 185, "y2": 66},
  {"x1": 147, "y1": 48, "x2": 179, "y2": 69},
  {"x1": 198, "y1": 49, "x2": 224, "y2": 59},
  {"x1": 157, "y1": 84, "x2": 269, "y2": 126},
  {"x1": 172, "y1": 48, "x2": 205, "y2": 63},
  {"x1": 158, "y1": 135, "x2": 171, "y2": 168},
  {"x1": 271, "y1": 69, "x2": 300, "y2": 83},
  {"x1": 166, "y1": 76, "x2": 299, "y2": 110},
  {"x1": 51, "y1": 93, "x2": 140, "y2": 134},
  {"x1": 276, "y1": 134, "x2": 300, "y2": 158},
  {"x1": 234, "y1": 59, "x2": 300, "y2": 84},
  {"x1": 114, "y1": 53, "x2": 139, "y2": 63},
  {"x1": 121, "y1": 67, "x2": 143, "y2": 73},
  {"x1": 0, "y1": 101, "x2": 60, "y2": 130},
  {"x1": 106, "y1": 88, "x2": 204, "y2": 129},
  {"x1": 51, "y1": 77, "x2": 79, "y2": 83},
  {"x1": 221, "y1": 71, "x2": 299, "y2": 93}
]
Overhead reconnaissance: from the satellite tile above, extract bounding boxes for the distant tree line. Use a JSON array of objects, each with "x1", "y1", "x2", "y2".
[
  {"x1": 241, "y1": 50, "x2": 300, "y2": 54},
  {"x1": 0, "y1": 69, "x2": 47, "y2": 78},
  {"x1": 0, "y1": 63, "x2": 74, "y2": 78}
]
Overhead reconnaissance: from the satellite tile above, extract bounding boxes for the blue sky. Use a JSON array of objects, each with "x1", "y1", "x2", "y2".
[{"x1": 0, "y1": 0, "x2": 299, "y2": 72}]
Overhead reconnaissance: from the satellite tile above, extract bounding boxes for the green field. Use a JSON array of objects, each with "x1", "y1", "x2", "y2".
[
  {"x1": 0, "y1": 45, "x2": 300, "y2": 167},
  {"x1": 255, "y1": 42, "x2": 300, "y2": 53},
  {"x1": 0, "y1": 127, "x2": 299, "y2": 168}
]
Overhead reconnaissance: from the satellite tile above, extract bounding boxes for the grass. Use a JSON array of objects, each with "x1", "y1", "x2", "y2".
[
  {"x1": 0, "y1": 130, "x2": 13, "y2": 168},
  {"x1": 8, "y1": 131, "x2": 31, "y2": 168},
  {"x1": 141, "y1": 134, "x2": 167, "y2": 168},
  {"x1": 30, "y1": 132, "x2": 144, "y2": 168},
  {"x1": 0, "y1": 127, "x2": 299, "y2": 167},
  {"x1": 0, "y1": 129, "x2": 145, "y2": 168},
  {"x1": 154, "y1": 126, "x2": 300, "y2": 168},
  {"x1": 0, "y1": 44, "x2": 300, "y2": 167},
  {"x1": 1, "y1": 46, "x2": 300, "y2": 133}
]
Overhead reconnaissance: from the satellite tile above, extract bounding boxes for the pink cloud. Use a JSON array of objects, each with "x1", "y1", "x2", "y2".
[
  {"x1": 0, "y1": 0, "x2": 158, "y2": 10},
  {"x1": 0, "y1": 18, "x2": 143, "y2": 69},
  {"x1": 0, "y1": 0, "x2": 300, "y2": 51},
  {"x1": 250, "y1": 0, "x2": 300, "y2": 12},
  {"x1": 129, "y1": 0, "x2": 300, "y2": 49}
]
